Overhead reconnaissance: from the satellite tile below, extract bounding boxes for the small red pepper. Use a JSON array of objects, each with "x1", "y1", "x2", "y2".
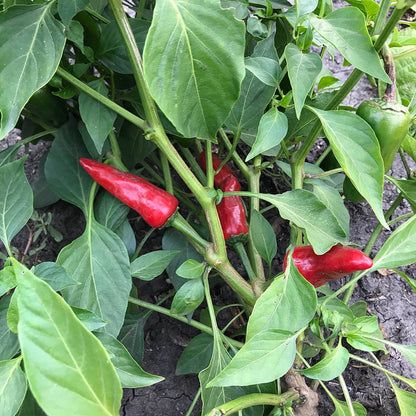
[
  {"x1": 80, "y1": 158, "x2": 178, "y2": 228},
  {"x1": 199, "y1": 152, "x2": 248, "y2": 241},
  {"x1": 283, "y1": 245, "x2": 373, "y2": 287}
]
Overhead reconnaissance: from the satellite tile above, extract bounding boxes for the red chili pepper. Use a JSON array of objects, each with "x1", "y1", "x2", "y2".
[
  {"x1": 79, "y1": 158, "x2": 178, "y2": 228},
  {"x1": 283, "y1": 245, "x2": 373, "y2": 287},
  {"x1": 200, "y1": 151, "x2": 239, "y2": 190},
  {"x1": 199, "y1": 152, "x2": 247, "y2": 240}
]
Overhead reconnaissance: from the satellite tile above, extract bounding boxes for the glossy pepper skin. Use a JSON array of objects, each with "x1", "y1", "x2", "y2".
[
  {"x1": 356, "y1": 98, "x2": 411, "y2": 173},
  {"x1": 79, "y1": 158, "x2": 178, "y2": 228},
  {"x1": 283, "y1": 245, "x2": 373, "y2": 287},
  {"x1": 199, "y1": 152, "x2": 248, "y2": 240}
]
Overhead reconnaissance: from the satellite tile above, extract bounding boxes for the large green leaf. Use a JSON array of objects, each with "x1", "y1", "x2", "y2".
[
  {"x1": 371, "y1": 215, "x2": 416, "y2": 270},
  {"x1": 0, "y1": 158, "x2": 33, "y2": 252},
  {"x1": 130, "y1": 250, "x2": 180, "y2": 281},
  {"x1": 309, "y1": 7, "x2": 389, "y2": 82},
  {"x1": 13, "y1": 261, "x2": 122, "y2": 416},
  {"x1": 0, "y1": 4, "x2": 65, "y2": 139},
  {"x1": 285, "y1": 43, "x2": 322, "y2": 118},
  {"x1": 94, "y1": 332, "x2": 163, "y2": 388},
  {"x1": 208, "y1": 329, "x2": 298, "y2": 387},
  {"x1": 58, "y1": 220, "x2": 131, "y2": 337},
  {"x1": 260, "y1": 189, "x2": 348, "y2": 254},
  {"x1": 44, "y1": 121, "x2": 93, "y2": 214},
  {"x1": 0, "y1": 295, "x2": 19, "y2": 361},
  {"x1": 143, "y1": 0, "x2": 245, "y2": 140},
  {"x1": 310, "y1": 108, "x2": 387, "y2": 228},
  {"x1": 249, "y1": 210, "x2": 277, "y2": 266},
  {"x1": 246, "y1": 259, "x2": 317, "y2": 339},
  {"x1": 0, "y1": 357, "x2": 27, "y2": 416}
]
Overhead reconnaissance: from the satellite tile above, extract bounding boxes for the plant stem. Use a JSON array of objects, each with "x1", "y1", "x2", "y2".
[
  {"x1": 160, "y1": 151, "x2": 174, "y2": 194},
  {"x1": 56, "y1": 67, "x2": 146, "y2": 130},
  {"x1": 204, "y1": 391, "x2": 299, "y2": 416},
  {"x1": 338, "y1": 374, "x2": 355, "y2": 415},
  {"x1": 128, "y1": 296, "x2": 244, "y2": 348}
]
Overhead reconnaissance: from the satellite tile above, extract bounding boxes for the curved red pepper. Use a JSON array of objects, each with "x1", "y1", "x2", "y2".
[
  {"x1": 283, "y1": 245, "x2": 373, "y2": 287},
  {"x1": 80, "y1": 158, "x2": 178, "y2": 228},
  {"x1": 199, "y1": 152, "x2": 247, "y2": 240}
]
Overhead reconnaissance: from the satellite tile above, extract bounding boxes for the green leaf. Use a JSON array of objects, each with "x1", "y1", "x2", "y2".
[
  {"x1": 247, "y1": 259, "x2": 317, "y2": 339},
  {"x1": 331, "y1": 397, "x2": 367, "y2": 416},
  {"x1": 143, "y1": 0, "x2": 245, "y2": 139},
  {"x1": 246, "y1": 107, "x2": 288, "y2": 160},
  {"x1": 44, "y1": 121, "x2": 93, "y2": 214},
  {"x1": 94, "y1": 332, "x2": 163, "y2": 388},
  {"x1": 58, "y1": 220, "x2": 132, "y2": 337},
  {"x1": 0, "y1": 158, "x2": 33, "y2": 252},
  {"x1": 98, "y1": 19, "x2": 150, "y2": 74},
  {"x1": 0, "y1": 295, "x2": 19, "y2": 361},
  {"x1": 299, "y1": 344, "x2": 349, "y2": 381},
  {"x1": 114, "y1": 219, "x2": 136, "y2": 258},
  {"x1": 13, "y1": 260, "x2": 122, "y2": 416},
  {"x1": 396, "y1": 269, "x2": 416, "y2": 294},
  {"x1": 78, "y1": 79, "x2": 117, "y2": 153},
  {"x1": 162, "y1": 229, "x2": 204, "y2": 290},
  {"x1": 176, "y1": 333, "x2": 214, "y2": 375},
  {"x1": 170, "y1": 279, "x2": 205, "y2": 316},
  {"x1": 371, "y1": 215, "x2": 416, "y2": 270},
  {"x1": 285, "y1": 43, "x2": 323, "y2": 118},
  {"x1": 0, "y1": 4, "x2": 65, "y2": 139},
  {"x1": 70, "y1": 306, "x2": 108, "y2": 332},
  {"x1": 392, "y1": 343, "x2": 416, "y2": 367},
  {"x1": 16, "y1": 389, "x2": 46, "y2": 416},
  {"x1": 309, "y1": 7, "x2": 389, "y2": 82},
  {"x1": 249, "y1": 210, "x2": 277, "y2": 266},
  {"x1": 226, "y1": 33, "x2": 278, "y2": 137},
  {"x1": 345, "y1": 316, "x2": 387, "y2": 353},
  {"x1": 33, "y1": 262, "x2": 77, "y2": 292},
  {"x1": 31, "y1": 153, "x2": 59, "y2": 209},
  {"x1": 176, "y1": 259, "x2": 205, "y2": 280},
  {"x1": 309, "y1": 108, "x2": 387, "y2": 228},
  {"x1": 0, "y1": 357, "x2": 27, "y2": 416},
  {"x1": 392, "y1": 384, "x2": 416, "y2": 416},
  {"x1": 131, "y1": 250, "x2": 180, "y2": 281},
  {"x1": 244, "y1": 56, "x2": 281, "y2": 87},
  {"x1": 199, "y1": 333, "x2": 262, "y2": 416},
  {"x1": 320, "y1": 298, "x2": 354, "y2": 332},
  {"x1": 208, "y1": 329, "x2": 298, "y2": 387},
  {"x1": 260, "y1": 189, "x2": 348, "y2": 254},
  {"x1": 58, "y1": 0, "x2": 89, "y2": 26}
]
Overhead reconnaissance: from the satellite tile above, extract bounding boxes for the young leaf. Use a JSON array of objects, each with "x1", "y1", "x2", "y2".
[
  {"x1": 13, "y1": 260, "x2": 122, "y2": 416},
  {"x1": 176, "y1": 259, "x2": 205, "y2": 280},
  {"x1": 143, "y1": 0, "x2": 245, "y2": 140},
  {"x1": 94, "y1": 332, "x2": 163, "y2": 388},
  {"x1": 0, "y1": 4, "x2": 65, "y2": 139},
  {"x1": 246, "y1": 259, "x2": 317, "y2": 339},
  {"x1": 246, "y1": 107, "x2": 288, "y2": 160},
  {"x1": 78, "y1": 79, "x2": 117, "y2": 154},
  {"x1": 309, "y1": 7, "x2": 389, "y2": 82},
  {"x1": 391, "y1": 343, "x2": 416, "y2": 367},
  {"x1": 0, "y1": 158, "x2": 33, "y2": 252},
  {"x1": 58, "y1": 219, "x2": 131, "y2": 337},
  {"x1": 371, "y1": 215, "x2": 416, "y2": 271},
  {"x1": 249, "y1": 210, "x2": 277, "y2": 266},
  {"x1": 0, "y1": 357, "x2": 27, "y2": 416},
  {"x1": 392, "y1": 383, "x2": 416, "y2": 415},
  {"x1": 260, "y1": 189, "x2": 348, "y2": 254},
  {"x1": 309, "y1": 108, "x2": 387, "y2": 228},
  {"x1": 70, "y1": 306, "x2": 108, "y2": 332},
  {"x1": 331, "y1": 397, "x2": 367, "y2": 416},
  {"x1": 58, "y1": 0, "x2": 89, "y2": 26},
  {"x1": 285, "y1": 43, "x2": 323, "y2": 118},
  {"x1": 208, "y1": 329, "x2": 298, "y2": 387},
  {"x1": 131, "y1": 250, "x2": 180, "y2": 281},
  {"x1": 387, "y1": 176, "x2": 416, "y2": 211},
  {"x1": 170, "y1": 279, "x2": 205, "y2": 316},
  {"x1": 176, "y1": 333, "x2": 214, "y2": 375},
  {"x1": 244, "y1": 56, "x2": 281, "y2": 87},
  {"x1": 299, "y1": 344, "x2": 349, "y2": 381},
  {"x1": 0, "y1": 266, "x2": 16, "y2": 297}
]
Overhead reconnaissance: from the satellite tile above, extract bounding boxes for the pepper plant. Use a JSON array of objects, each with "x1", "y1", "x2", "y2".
[{"x1": 1, "y1": 0, "x2": 416, "y2": 415}]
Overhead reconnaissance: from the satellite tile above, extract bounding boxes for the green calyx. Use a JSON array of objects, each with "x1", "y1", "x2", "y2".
[{"x1": 356, "y1": 98, "x2": 411, "y2": 173}]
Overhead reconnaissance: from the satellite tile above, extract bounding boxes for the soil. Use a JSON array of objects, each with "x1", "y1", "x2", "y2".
[{"x1": 2, "y1": 32, "x2": 416, "y2": 416}]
